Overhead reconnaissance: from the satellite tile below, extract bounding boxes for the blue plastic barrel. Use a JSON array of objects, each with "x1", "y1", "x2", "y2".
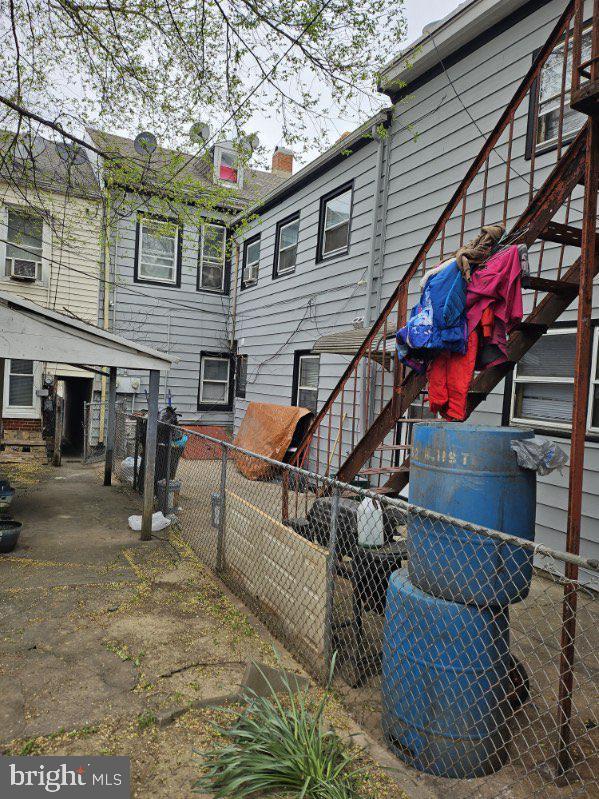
[
  {"x1": 381, "y1": 569, "x2": 511, "y2": 778},
  {"x1": 408, "y1": 423, "x2": 536, "y2": 606}
]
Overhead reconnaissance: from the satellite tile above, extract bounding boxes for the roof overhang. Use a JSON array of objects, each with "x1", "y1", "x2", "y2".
[
  {"x1": 0, "y1": 292, "x2": 175, "y2": 371},
  {"x1": 233, "y1": 109, "x2": 392, "y2": 223},
  {"x1": 378, "y1": 0, "x2": 534, "y2": 98}
]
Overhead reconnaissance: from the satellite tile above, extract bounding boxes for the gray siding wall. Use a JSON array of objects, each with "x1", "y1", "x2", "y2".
[
  {"x1": 109, "y1": 195, "x2": 233, "y2": 425},
  {"x1": 232, "y1": 0, "x2": 599, "y2": 566},
  {"x1": 234, "y1": 135, "x2": 387, "y2": 461}
]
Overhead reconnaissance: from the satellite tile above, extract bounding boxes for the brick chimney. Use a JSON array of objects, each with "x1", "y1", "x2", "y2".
[{"x1": 271, "y1": 146, "x2": 293, "y2": 176}]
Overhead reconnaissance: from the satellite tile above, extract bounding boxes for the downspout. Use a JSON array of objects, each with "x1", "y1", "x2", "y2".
[
  {"x1": 361, "y1": 114, "x2": 392, "y2": 436},
  {"x1": 230, "y1": 239, "x2": 240, "y2": 348},
  {"x1": 98, "y1": 175, "x2": 112, "y2": 443}
]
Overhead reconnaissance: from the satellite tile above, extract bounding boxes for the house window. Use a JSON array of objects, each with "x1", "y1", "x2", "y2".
[
  {"x1": 511, "y1": 327, "x2": 599, "y2": 434},
  {"x1": 198, "y1": 353, "x2": 233, "y2": 409},
  {"x1": 273, "y1": 214, "x2": 300, "y2": 277},
  {"x1": 528, "y1": 27, "x2": 592, "y2": 155},
  {"x1": 5, "y1": 209, "x2": 43, "y2": 281},
  {"x1": 135, "y1": 216, "x2": 180, "y2": 285},
  {"x1": 215, "y1": 145, "x2": 242, "y2": 187},
  {"x1": 317, "y1": 183, "x2": 353, "y2": 261},
  {"x1": 235, "y1": 354, "x2": 248, "y2": 399},
  {"x1": 198, "y1": 224, "x2": 227, "y2": 292},
  {"x1": 3, "y1": 359, "x2": 38, "y2": 418},
  {"x1": 241, "y1": 235, "x2": 260, "y2": 288},
  {"x1": 292, "y1": 351, "x2": 320, "y2": 414}
]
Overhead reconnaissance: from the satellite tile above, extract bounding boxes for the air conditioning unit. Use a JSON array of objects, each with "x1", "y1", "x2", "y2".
[
  {"x1": 243, "y1": 264, "x2": 258, "y2": 284},
  {"x1": 7, "y1": 257, "x2": 40, "y2": 281}
]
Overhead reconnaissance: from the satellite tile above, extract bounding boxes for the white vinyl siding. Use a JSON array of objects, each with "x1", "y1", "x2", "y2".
[
  {"x1": 137, "y1": 217, "x2": 178, "y2": 283},
  {"x1": 199, "y1": 224, "x2": 226, "y2": 292}
]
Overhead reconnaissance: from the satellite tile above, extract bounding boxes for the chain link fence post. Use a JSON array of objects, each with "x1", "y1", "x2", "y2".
[
  {"x1": 324, "y1": 484, "x2": 340, "y2": 675},
  {"x1": 216, "y1": 443, "x2": 228, "y2": 573}
]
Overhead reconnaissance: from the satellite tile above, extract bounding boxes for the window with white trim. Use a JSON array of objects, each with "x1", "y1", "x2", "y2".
[
  {"x1": 293, "y1": 352, "x2": 320, "y2": 414},
  {"x1": 136, "y1": 217, "x2": 179, "y2": 284},
  {"x1": 3, "y1": 359, "x2": 39, "y2": 418},
  {"x1": 241, "y1": 235, "x2": 260, "y2": 287},
  {"x1": 274, "y1": 215, "x2": 299, "y2": 276},
  {"x1": 198, "y1": 224, "x2": 226, "y2": 292},
  {"x1": 5, "y1": 208, "x2": 43, "y2": 281},
  {"x1": 532, "y1": 26, "x2": 592, "y2": 152},
  {"x1": 511, "y1": 327, "x2": 599, "y2": 433},
  {"x1": 198, "y1": 354, "x2": 232, "y2": 407},
  {"x1": 317, "y1": 185, "x2": 352, "y2": 261}
]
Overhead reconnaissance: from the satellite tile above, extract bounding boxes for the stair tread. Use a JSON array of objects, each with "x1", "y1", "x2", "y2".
[
  {"x1": 375, "y1": 444, "x2": 412, "y2": 451},
  {"x1": 511, "y1": 321, "x2": 549, "y2": 334},
  {"x1": 522, "y1": 275, "x2": 579, "y2": 295},
  {"x1": 359, "y1": 466, "x2": 410, "y2": 475},
  {"x1": 539, "y1": 221, "x2": 582, "y2": 248}
]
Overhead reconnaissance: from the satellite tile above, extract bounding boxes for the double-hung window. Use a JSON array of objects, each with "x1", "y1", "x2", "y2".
[
  {"x1": 528, "y1": 26, "x2": 592, "y2": 155},
  {"x1": 5, "y1": 208, "x2": 43, "y2": 281},
  {"x1": 198, "y1": 353, "x2": 233, "y2": 409},
  {"x1": 317, "y1": 183, "x2": 353, "y2": 261},
  {"x1": 273, "y1": 214, "x2": 300, "y2": 277},
  {"x1": 198, "y1": 224, "x2": 227, "y2": 292},
  {"x1": 3, "y1": 359, "x2": 39, "y2": 418},
  {"x1": 241, "y1": 235, "x2": 260, "y2": 288},
  {"x1": 292, "y1": 351, "x2": 320, "y2": 414},
  {"x1": 135, "y1": 216, "x2": 180, "y2": 285},
  {"x1": 511, "y1": 327, "x2": 599, "y2": 434}
]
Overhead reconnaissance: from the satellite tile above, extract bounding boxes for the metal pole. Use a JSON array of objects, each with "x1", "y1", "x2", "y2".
[
  {"x1": 216, "y1": 444, "x2": 228, "y2": 572},
  {"x1": 133, "y1": 418, "x2": 140, "y2": 491},
  {"x1": 556, "y1": 115, "x2": 599, "y2": 777},
  {"x1": 162, "y1": 426, "x2": 173, "y2": 516},
  {"x1": 141, "y1": 369, "x2": 160, "y2": 541},
  {"x1": 103, "y1": 366, "x2": 117, "y2": 486},
  {"x1": 281, "y1": 469, "x2": 289, "y2": 523},
  {"x1": 82, "y1": 401, "x2": 89, "y2": 464},
  {"x1": 52, "y1": 395, "x2": 64, "y2": 467},
  {"x1": 324, "y1": 486, "x2": 341, "y2": 676}
]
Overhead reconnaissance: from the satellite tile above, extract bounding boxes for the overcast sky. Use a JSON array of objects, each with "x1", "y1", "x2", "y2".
[{"x1": 265, "y1": 0, "x2": 465, "y2": 167}]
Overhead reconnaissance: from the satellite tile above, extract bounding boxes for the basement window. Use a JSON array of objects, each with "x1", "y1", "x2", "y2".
[
  {"x1": 511, "y1": 327, "x2": 599, "y2": 434},
  {"x1": 198, "y1": 353, "x2": 233, "y2": 410},
  {"x1": 292, "y1": 351, "x2": 320, "y2": 414}
]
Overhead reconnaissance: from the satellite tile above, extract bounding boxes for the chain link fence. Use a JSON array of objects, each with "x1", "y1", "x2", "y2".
[
  {"x1": 113, "y1": 413, "x2": 598, "y2": 797},
  {"x1": 82, "y1": 400, "x2": 127, "y2": 464}
]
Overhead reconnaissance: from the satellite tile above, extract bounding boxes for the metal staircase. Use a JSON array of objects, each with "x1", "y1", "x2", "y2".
[{"x1": 291, "y1": 0, "x2": 599, "y2": 506}]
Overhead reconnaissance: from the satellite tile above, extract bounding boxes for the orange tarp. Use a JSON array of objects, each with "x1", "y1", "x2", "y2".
[{"x1": 233, "y1": 402, "x2": 312, "y2": 480}]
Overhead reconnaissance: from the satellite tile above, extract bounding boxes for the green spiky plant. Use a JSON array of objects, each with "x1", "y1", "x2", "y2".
[{"x1": 193, "y1": 655, "x2": 364, "y2": 798}]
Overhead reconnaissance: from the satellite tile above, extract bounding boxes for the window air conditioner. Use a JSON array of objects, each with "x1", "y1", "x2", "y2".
[
  {"x1": 8, "y1": 258, "x2": 40, "y2": 281},
  {"x1": 243, "y1": 264, "x2": 258, "y2": 284}
]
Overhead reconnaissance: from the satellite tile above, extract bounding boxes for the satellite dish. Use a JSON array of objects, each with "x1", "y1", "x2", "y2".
[
  {"x1": 189, "y1": 122, "x2": 211, "y2": 145},
  {"x1": 134, "y1": 131, "x2": 157, "y2": 156},
  {"x1": 30, "y1": 135, "x2": 46, "y2": 159},
  {"x1": 13, "y1": 139, "x2": 31, "y2": 161}
]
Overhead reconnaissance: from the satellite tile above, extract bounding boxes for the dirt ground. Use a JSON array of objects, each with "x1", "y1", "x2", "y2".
[{"x1": 0, "y1": 460, "x2": 409, "y2": 798}]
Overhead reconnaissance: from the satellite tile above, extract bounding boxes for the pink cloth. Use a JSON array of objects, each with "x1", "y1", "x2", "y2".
[{"x1": 466, "y1": 245, "x2": 523, "y2": 368}]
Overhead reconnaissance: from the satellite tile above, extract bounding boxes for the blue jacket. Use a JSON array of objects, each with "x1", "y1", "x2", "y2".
[{"x1": 397, "y1": 259, "x2": 467, "y2": 368}]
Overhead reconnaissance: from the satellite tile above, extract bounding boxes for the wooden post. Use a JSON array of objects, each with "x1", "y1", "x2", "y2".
[
  {"x1": 141, "y1": 369, "x2": 160, "y2": 541},
  {"x1": 52, "y1": 395, "x2": 64, "y2": 467},
  {"x1": 103, "y1": 366, "x2": 117, "y2": 486}
]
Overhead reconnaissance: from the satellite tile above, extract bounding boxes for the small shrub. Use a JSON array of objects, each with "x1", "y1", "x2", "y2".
[{"x1": 193, "y1": 656, "x2": 363, "y2": 798}]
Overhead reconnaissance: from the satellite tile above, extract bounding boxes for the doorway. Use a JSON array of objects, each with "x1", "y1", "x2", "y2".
[{"x1": 60, "y1": 377, "x2": 93, "y2": 456}]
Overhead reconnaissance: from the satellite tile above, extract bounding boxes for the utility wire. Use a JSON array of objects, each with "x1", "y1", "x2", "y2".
[{"x1": 0, "y1": 236, "x2": 229, "y2": 319}]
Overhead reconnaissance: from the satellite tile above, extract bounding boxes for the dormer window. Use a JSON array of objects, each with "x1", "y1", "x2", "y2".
[{"x1": 214, "y1": 144, "x2": 243, "y2": 189}]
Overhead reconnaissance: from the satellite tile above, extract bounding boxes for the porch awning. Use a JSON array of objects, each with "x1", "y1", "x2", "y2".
[
  {"x1": 0, "y1": 291, "x2": 175, "y2": 370},
  {"x1": 312, "y1": 327, "x2": 392, "y2": 357}
]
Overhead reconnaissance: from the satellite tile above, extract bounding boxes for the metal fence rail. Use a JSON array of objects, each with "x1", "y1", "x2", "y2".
[{"x1": 113, "y1": 413, "x2": 598, "y2": 797}]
